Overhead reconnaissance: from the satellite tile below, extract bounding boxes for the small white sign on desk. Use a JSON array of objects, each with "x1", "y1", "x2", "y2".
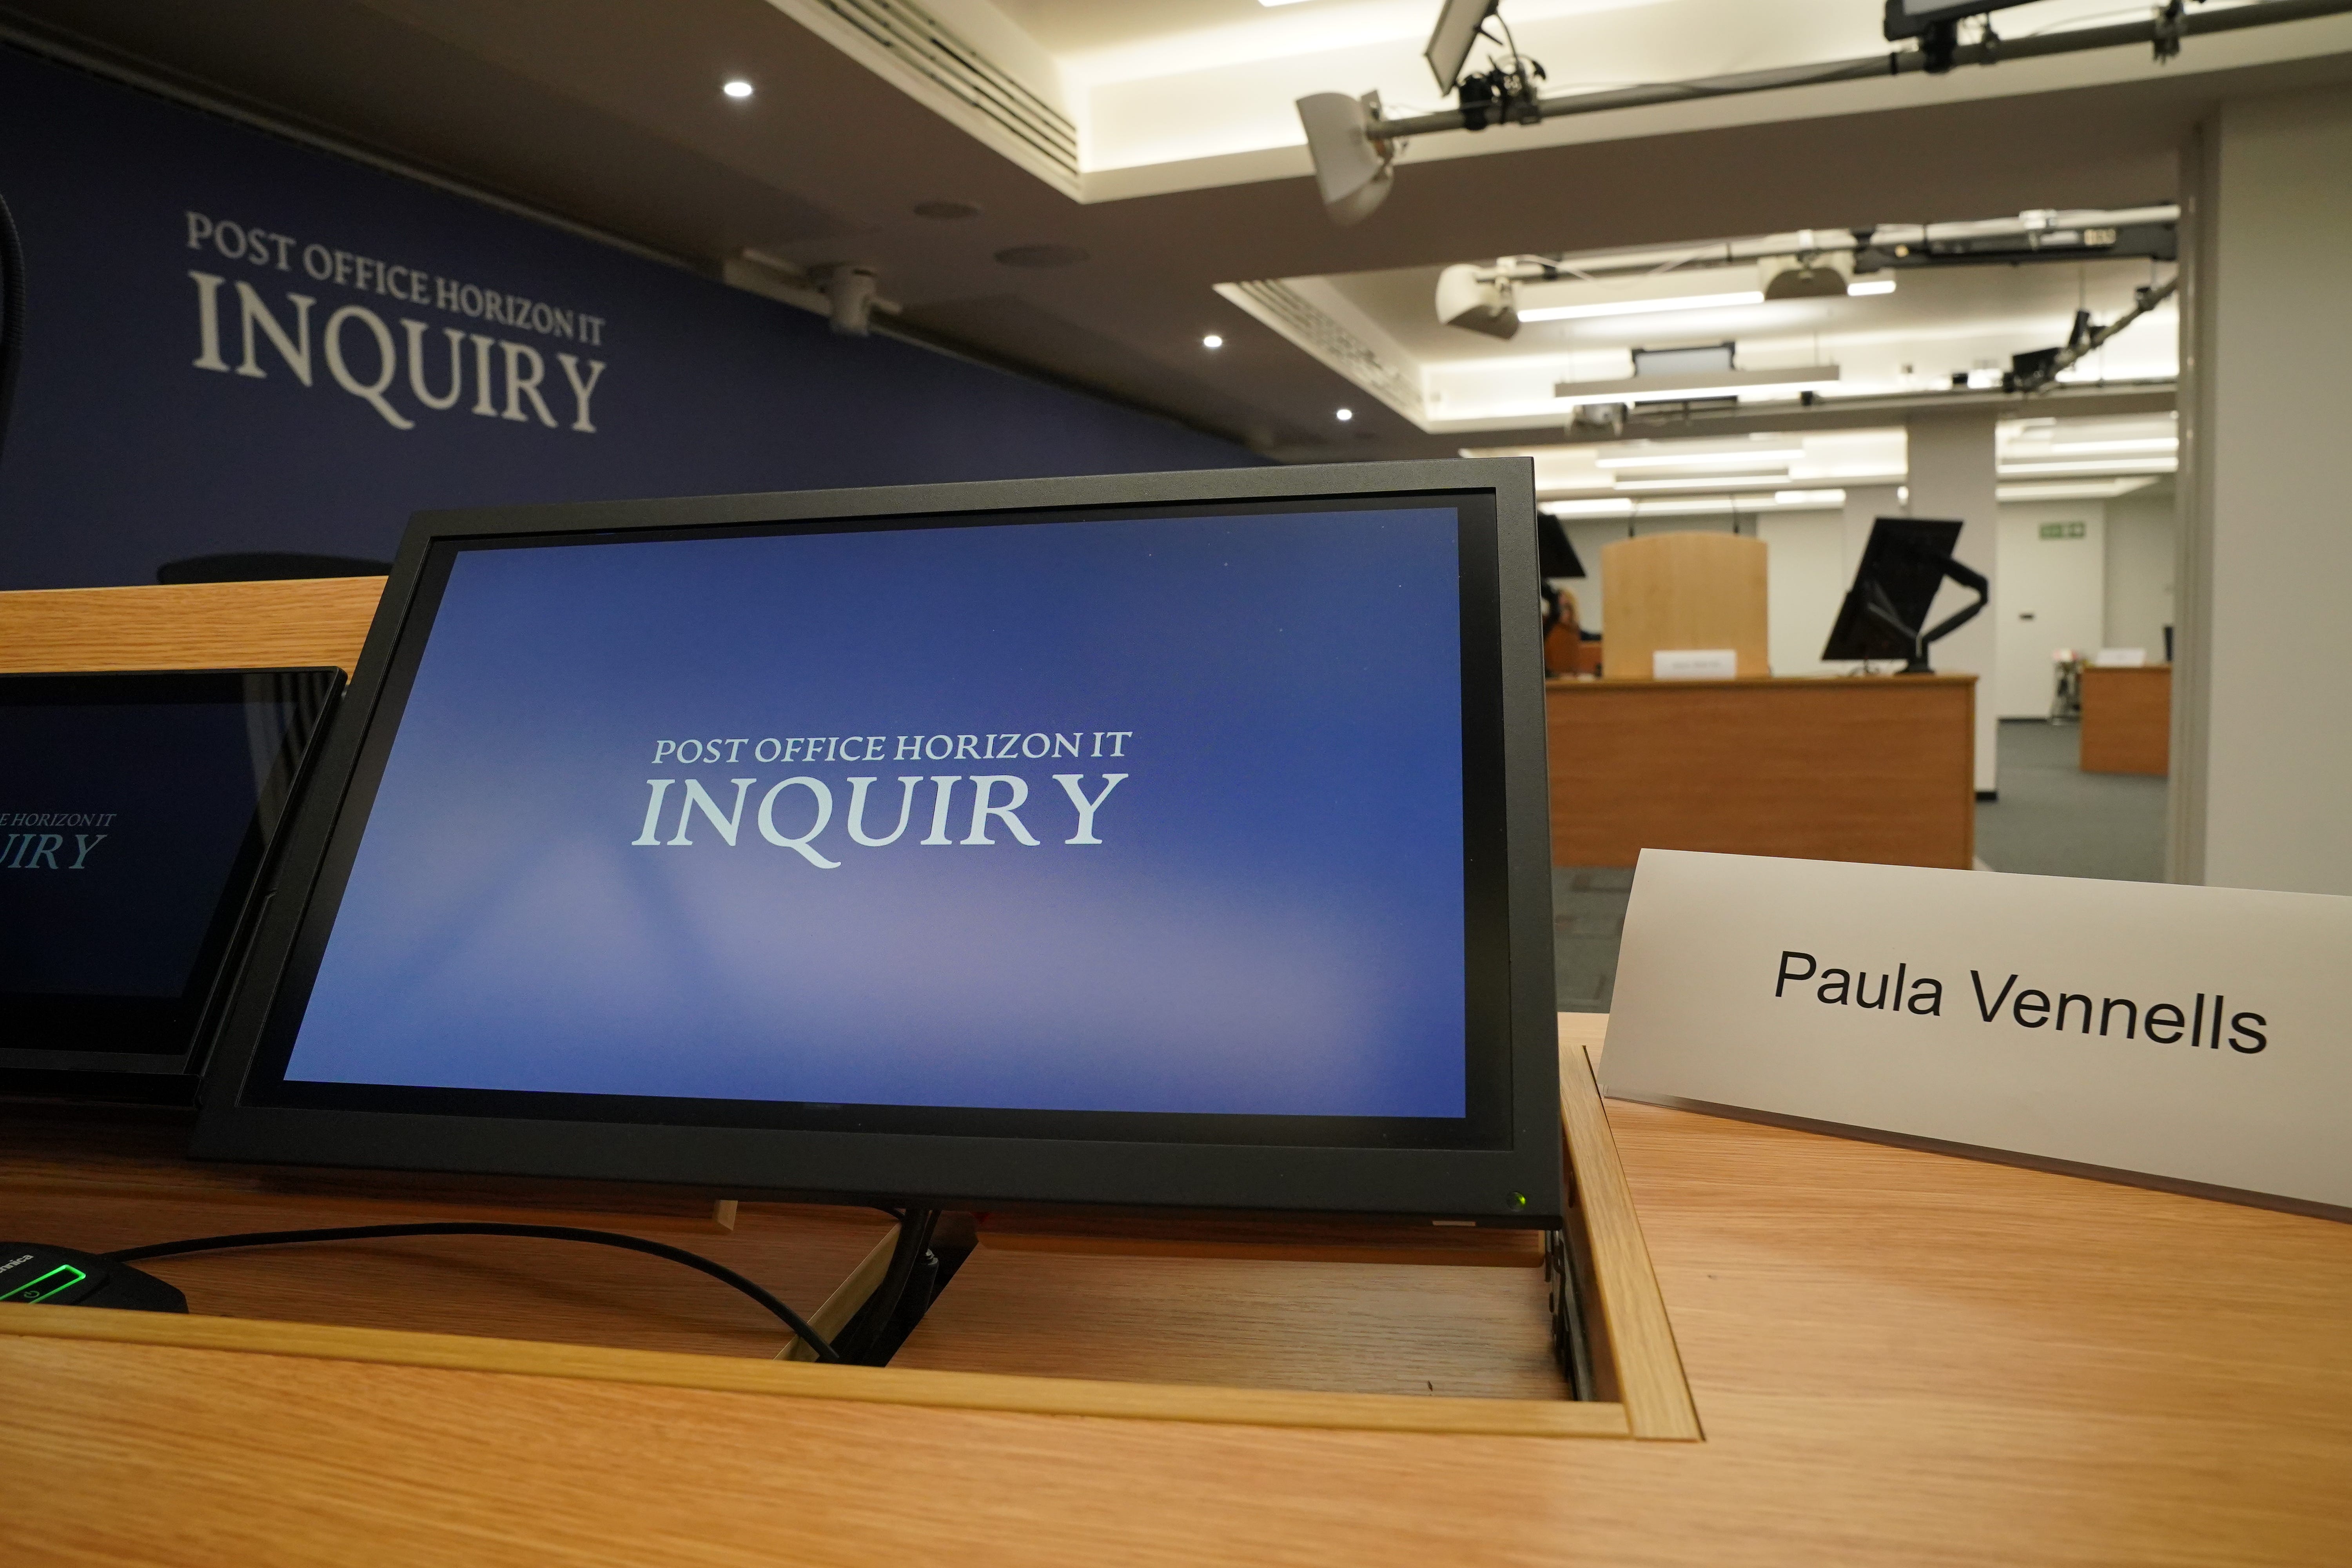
[{"x1": 1602, "y1": 849, "x2": 2352, "y2": 1215}]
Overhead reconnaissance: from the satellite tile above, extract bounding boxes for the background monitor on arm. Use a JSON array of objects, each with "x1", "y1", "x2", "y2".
[{"x1": 1820, "y1": 517, "x2": 1987, "y2": 673}]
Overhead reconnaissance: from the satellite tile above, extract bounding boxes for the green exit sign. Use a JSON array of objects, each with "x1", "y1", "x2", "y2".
[{"x1": 2039, "y1": 521, "x2": 2087, "y2": 540}]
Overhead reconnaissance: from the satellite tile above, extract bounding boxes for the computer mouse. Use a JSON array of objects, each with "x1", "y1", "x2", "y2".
[{"x1": 0, "y1": 1243, "x2": 188, "y2": 1312}]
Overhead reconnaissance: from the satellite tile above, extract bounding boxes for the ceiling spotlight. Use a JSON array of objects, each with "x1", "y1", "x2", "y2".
[
  {"x1": 722, "y1": 78, "x2": 755, "y2": 100},
  {"x1": 1295, "y1": 92, "x2": 1394, "y2": 226},
  {"x1": 1848, "y1": 279, "x2": 1898, "y2": 296},
  {"x1": 1336, "y1": 407, "x2": 1355, "y2": 422},
  {"x1": 1436, "y1": 264, "x2": 1518, "y2": 339},
  {"x1": 1202, "y1": 334, "x2": 1224, "y2": 350}
]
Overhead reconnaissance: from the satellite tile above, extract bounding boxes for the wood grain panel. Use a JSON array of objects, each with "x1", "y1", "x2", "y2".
[
  {"x1": 2080, "y1": 664, "x2": 2171, "y2": 775},
  {"x1": 1546, "y1": 675, "x2": 1975, "y2": 867},
  {"x1": 891, "y1": 1247, "x2": 1573, "y2": 1402},
  {"x1": 0, "y1": 1101, "x2": 886, "y2": 1359},
  {"x1": 8, "y1": 1074, "x2": 2351, "y2": 1564},
  {"x1": 1599, "y1": 532, "x2": 1769, "y2": 679},
  {"x1": 1557, "y1": 1013, "x2": 1702, "y2": 1439},
  {"x1": 0, "y1": 577, "x2": 385, "y2": 673},
  {"x1": 0, "y1": 1307, "x2": 1628, "y2": 1438}
]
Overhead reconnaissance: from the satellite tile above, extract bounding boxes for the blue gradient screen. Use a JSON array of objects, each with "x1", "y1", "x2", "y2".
[{"x1": 281, "y1": 506, "x2": 1469, "y2": 1118}]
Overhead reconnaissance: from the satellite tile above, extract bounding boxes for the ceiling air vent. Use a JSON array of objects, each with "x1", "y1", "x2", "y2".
[{"x1": 783, "y1": 0, "x2": 1077, "y2": 185}]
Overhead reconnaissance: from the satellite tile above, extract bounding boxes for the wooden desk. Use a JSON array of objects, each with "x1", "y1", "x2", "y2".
[
  {"x1": 2080, "y1": 664, "x2": 2172, "y2": 775},
  {"x1": 8, "y1": 1016, "x2": 2351, "y2": 1566},
  {"x1": 1547, "y1": 675, "x2": 1976, "y2": 868}
]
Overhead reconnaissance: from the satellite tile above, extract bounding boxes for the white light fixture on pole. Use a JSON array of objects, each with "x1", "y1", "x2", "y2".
[{"x1": 1294, "y1": 92, "x2": 1394, "y2": 226}]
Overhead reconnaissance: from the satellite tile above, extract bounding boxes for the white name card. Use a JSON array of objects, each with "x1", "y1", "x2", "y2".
[
  {"x1": 1601, "y1": 849, "x2": 2352, "y2": 1214},
  {"x1": 1652, "y1": 648, "x2": 1738, "y2": 680}
]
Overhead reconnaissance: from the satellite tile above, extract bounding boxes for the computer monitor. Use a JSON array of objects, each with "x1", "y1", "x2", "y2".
[
  {"x1": 194, "y1": 461, "x2": 1564, "y2": 1224},
  {"x1": 1820, "y1": 517, "x2": 1987, "y2": 673},
  {"x1": 1537, "y1": 513, "x2": 1586, "y2": 580},
  {"x1": 0, "y1": 668, "x2": 343, "y2": 1096}
]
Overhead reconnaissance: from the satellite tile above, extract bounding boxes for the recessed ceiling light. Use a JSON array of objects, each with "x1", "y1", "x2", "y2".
[
  {"x1": 912, "y1": 200, "x2": 981, "y2": 220},
  {"x1": 722, "y1": 79, "x2": 754, "y2": 100},
  {"x1": 1336, "y1": 407, "x2": 1354, "y2": 421},
  {"x1": 1846, "y1": 279, "x2": 1898, "y2": 296},
  {"x1": 1201, "y1": 334, "x2": 1224, "y2": 350}
]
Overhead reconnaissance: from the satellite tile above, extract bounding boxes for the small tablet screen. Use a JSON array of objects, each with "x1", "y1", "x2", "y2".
[
  {"x1": 0, "y1": 670, "x2": 342, "y2": 1067},
  {"x1": 249, "y1": 496, "x2": 1514, "y2": 1149}
]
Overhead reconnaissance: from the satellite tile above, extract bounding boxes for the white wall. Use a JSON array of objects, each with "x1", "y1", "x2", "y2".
[
  {"x1": 1756, "y1": 510, "x2": 1847, "y2": 676},
  {"x1": 1994, "y1": 501, "x2": 2107, "y2": 718},
  {"x1": 2176, "y1": 86, "x2": 2352, "y2": 893},
  {"x1": 1906, "y1": 412, "x2": 2001, "y2": 793},
  {"x1": 2103, "y1": 488, "x2": 2176, "y2": 658}
]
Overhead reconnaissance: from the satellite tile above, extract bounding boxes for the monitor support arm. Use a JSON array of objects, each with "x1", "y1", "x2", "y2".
[{"x1": 1860, "y1": 543, "x2": 1989, "y2": 674}]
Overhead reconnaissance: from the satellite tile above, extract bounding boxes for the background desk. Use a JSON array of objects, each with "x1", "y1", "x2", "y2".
[
  {"x1": 2080, "y1": 663, "x2": 2172, "y2": 775},
  {"x1": 9, "y1": 1021, "x2": 2352, "y2": 1566},
  {"x1": 1546, "y1": 675, "x2": 1976, "y2": 868}
]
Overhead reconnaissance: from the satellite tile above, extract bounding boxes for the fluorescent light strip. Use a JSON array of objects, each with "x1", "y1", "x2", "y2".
[
  {"x1": 1519, "y1": 291, "x2": 1762, "y2": 323},
  {"x1": 1999, "y1": 458, "x2": 2180, "y2": 475},
  {"x1": 1543, "y1": 379, "x2": 1840, "y2": 409},
  {"x1": 2047, "y1": 437, "x2": 2178, "y2": 453},
  {"x1": 1596, "y1": 447, "x2": 1802, "y2": 469},
  {"x1": 1997, "y1": 478, "x2": 2160, "y2": 501},
  {"x1": 1521, "y1": 280, "x2": 1895, "y2": 323},
  {"x1": 1546, "y1": 491, "x2": 1847, "y2": 517},
  {"x1": 1613, "y1": 475, "x2": 1790, "y2": 492}
]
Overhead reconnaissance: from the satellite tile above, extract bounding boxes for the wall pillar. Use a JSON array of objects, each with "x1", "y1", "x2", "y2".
[
  {"x1": 2174, "y1": 85, "x2": 2352, "y2": 892},
  {"x1": 1904, "y1": 410, "x2": 2001, "y2": 796}
]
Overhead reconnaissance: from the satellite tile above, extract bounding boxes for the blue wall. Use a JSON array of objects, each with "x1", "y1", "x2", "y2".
[{"x1": 0, "y1": 45, "x2": 1257, "y2": 589}]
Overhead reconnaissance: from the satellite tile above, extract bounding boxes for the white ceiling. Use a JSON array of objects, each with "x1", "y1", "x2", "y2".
[
  {"x1": 5, "y1": 0, "x2": 2349, "y2": 462},
  {"x1": 1236, "y1": 241, "x2": 2179, "y2": 438}
]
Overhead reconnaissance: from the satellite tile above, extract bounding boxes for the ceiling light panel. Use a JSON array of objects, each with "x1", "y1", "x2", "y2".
[
  {"x1": 1519, "y1": 291, "x2": 1764, "y2": 323},
  {"x1": 1596, "y1": 447, "x2": 1802, "y2": 468},
  {"x1": 1998, "y1": 457, "x2": 2180, "y2": 474}
]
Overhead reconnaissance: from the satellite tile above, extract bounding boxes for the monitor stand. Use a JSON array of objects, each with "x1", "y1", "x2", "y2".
[{"x1": 1860, "y1": 546, "x2": 1990, "y2": 674}]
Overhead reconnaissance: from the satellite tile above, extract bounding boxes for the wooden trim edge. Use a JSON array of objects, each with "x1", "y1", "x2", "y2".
[
  {"x1": 0, "y1": 1303, "x2": 1632, "y2": 1439},
  {"x1": 780, "y1": 1223, "x2": 900, "y2": 1361},
  {"x1": 1558, "y1": 1016, "x2": 1704, "y2": 1440}
]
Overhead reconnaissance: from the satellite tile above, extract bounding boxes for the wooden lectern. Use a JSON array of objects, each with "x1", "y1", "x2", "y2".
[{"x1": 1599, "y1": 533, "x2": 1768, "y2": 680}]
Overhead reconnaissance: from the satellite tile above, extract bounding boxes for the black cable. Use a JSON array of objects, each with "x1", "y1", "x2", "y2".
[
  {"x1": 0, "y1": 188, "x2": 25, "y2": 474},
  {"x1": 105, "y1": 1221, "x2": 841, "y2": 1362}
]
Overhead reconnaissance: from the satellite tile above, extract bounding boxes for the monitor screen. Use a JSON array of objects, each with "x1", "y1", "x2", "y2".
[
  {"x1": 198, "y1": 463, "x2": 1561, "y2": 1221},
  {"x1": 0, "y1": 669, "x2": 342, "y2": 1074}
]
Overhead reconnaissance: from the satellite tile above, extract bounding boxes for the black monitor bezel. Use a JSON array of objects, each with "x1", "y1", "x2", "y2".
[
  {"x1": 192, "y1": 461, "x2": 1562, "y2": 1223},
  {"x1": 0, "y1": 667, "x2": 345, "y2": 1082}
]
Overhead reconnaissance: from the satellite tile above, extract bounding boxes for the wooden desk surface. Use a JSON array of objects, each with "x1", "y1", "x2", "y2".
[{"x1": 9, "y1": 1016, "x2": 2350, "y2": 1565}]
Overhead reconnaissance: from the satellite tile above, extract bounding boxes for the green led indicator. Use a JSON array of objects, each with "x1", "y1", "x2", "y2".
[{"x1": 1, "y1": 1264, "x2": 87, "y2": 1304}]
